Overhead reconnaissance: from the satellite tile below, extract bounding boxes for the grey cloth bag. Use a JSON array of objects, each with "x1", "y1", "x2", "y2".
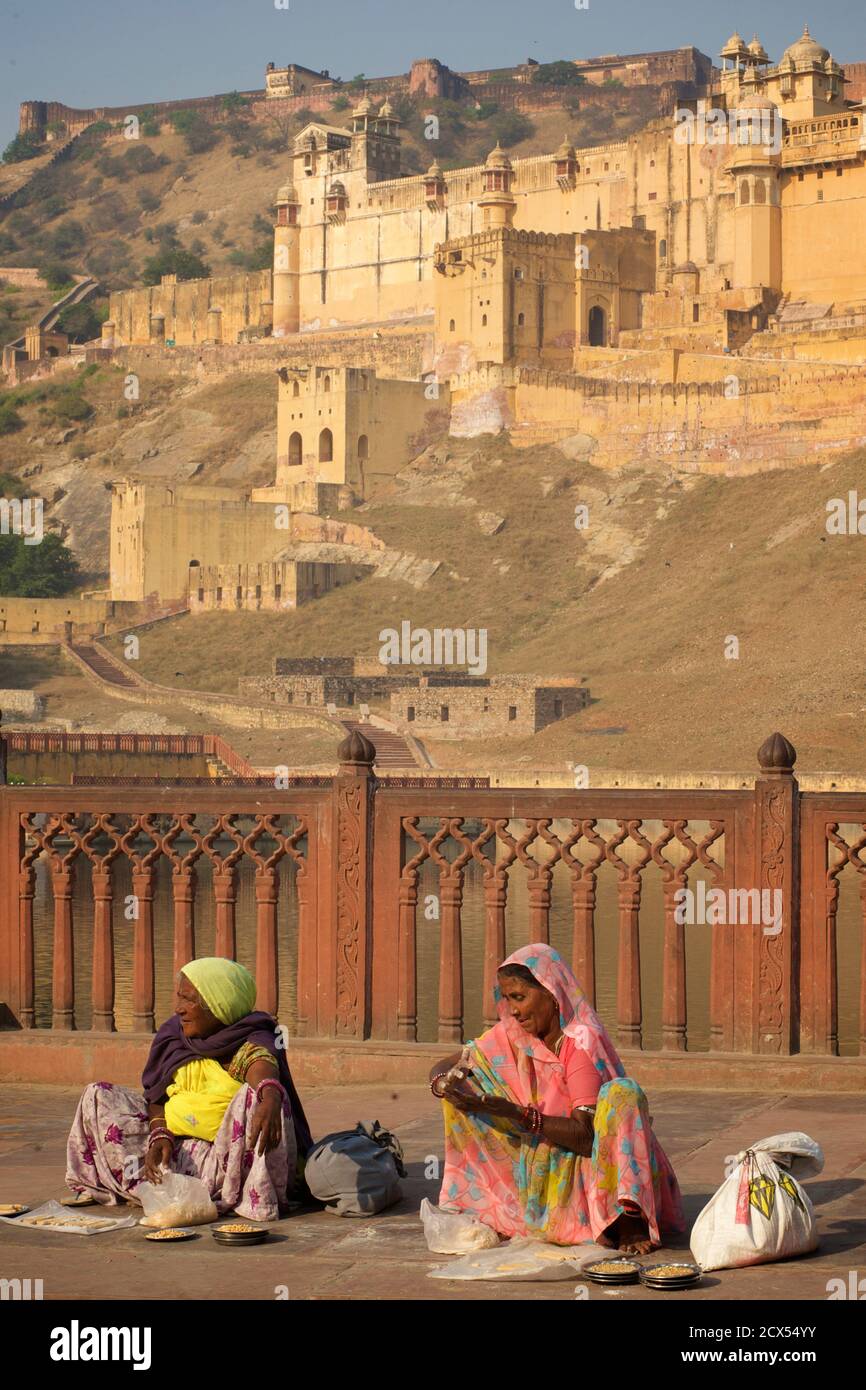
[{"x1": 304, "y1": 1120, "x2": 406, "y2": 1217}]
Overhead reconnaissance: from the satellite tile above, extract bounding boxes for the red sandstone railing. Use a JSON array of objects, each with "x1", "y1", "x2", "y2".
[
  {"x1": 0, "y1": 730, "x2": 864, "y2": 1057},
  {"x1": 8, "y1": 730, "x2": 259, "y2": 777}
]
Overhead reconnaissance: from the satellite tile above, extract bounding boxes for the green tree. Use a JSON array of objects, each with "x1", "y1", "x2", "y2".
[
  {"x1": 38, "y1": 261, "x2": 76, "y2": 292},
  {"x1": 221, "y1": 92, "x2": 250, "y2": 113},
  {"x1": 0, "y1": 532, "x2": 81, "y2": 597},
  {"x1": 531, "y1": 61, "x2": 586, "y2": 87},
  {"x1": 170, "y1": 109, "x2": 218, "y2": 155},
  {"x1": 142, "y1": 248, "x2": 210, "y2": 285},
  {"x1": 57, "y1": 301, "x2": 104, "y2": 343},
  {"x1": 2, "y1": 131, "x2": 43, "y2": 164}
]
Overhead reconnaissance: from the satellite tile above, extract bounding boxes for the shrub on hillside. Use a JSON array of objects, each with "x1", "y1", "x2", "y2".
[
  {"x1": 2, "y1": 132, "x2": 44, "y2": 164},
  {"x1": 142, "y1": 248, "x2": 210, "y2": 285},
  {"x1": 490, "y1": 111, "x2": 535, "y2": 148},
  {"x1": 169, "y1": 110, "x2": 219, "y2": 155},
  {"x1": 0, "y1": 232, "x2": 16, "y2": 256},
  {"x1": 38, "y1": 260, "x2": 76, "y2": 292},
  {"x1": 45, "y1": 218, "x2": 87, "y2": 259},
  {"x1": 331, "y1": 95, "x2": 351, "y2": 112},
  {"x1": 0, "y1": 402, "x2": 24, "y2": 435},
  {"x1": 124, "y1": 144, "x2": 166, "y2": 174},
  {"x1": 40, "y1": 193, "x2": 68, "y2": 222},
  {"x1": 0, "y1": 532, "x2": 81, "y2": 598},
  {"x1": 190, "y1": 208, "x2": 208, "y2": 225},
  {"x1": 138, "y1": 189, "x2": 160, "y2": 213},
  {"x1": 49, "y1": 389, "x2": 94, "y2": 423}
]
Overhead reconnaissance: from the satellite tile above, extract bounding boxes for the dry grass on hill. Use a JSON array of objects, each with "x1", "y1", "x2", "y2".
[{"x1": 105, "y1": 434, "x2": 866, "y2": 778}]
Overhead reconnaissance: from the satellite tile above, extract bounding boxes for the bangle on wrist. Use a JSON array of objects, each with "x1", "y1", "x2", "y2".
[
  {"x1": 255, "y1": 1077, "x2": 286, "y2": 1105},
  {"x1": 430, "y1": 1072, "x2": 448, "y2": 1098}
]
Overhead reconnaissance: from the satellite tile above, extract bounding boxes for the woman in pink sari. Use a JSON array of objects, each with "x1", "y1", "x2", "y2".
[{"x1": 430, "y1": 943, "x2": 684, "y2": 1251}]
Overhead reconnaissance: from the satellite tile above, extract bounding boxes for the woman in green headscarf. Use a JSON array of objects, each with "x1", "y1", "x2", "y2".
[{"x1": 65, "y1": 958, "x2": 313, "y2": 1221}]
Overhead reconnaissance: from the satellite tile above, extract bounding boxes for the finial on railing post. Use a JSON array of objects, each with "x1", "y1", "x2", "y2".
[
  {"x1": 757, "y1": 731, "x2": 797, "y2": 777},
  {"x1": 337, "y1": 727, "x2": 376, "y2": 776}
]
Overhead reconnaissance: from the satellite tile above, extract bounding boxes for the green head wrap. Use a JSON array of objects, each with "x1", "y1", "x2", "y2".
[{"x1": 180, "y1": 957, "x2": 257, "y2": 1026}]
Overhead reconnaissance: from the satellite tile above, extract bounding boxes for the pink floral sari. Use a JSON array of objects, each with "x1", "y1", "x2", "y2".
[{"x1": 438, "y1": 944, "x2": 684, "y2": 1245}]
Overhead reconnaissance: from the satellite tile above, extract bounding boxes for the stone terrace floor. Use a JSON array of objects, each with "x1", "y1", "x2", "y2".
[{"x1": 0, "y1": 1084, "x2": 863, "y2": 1302}]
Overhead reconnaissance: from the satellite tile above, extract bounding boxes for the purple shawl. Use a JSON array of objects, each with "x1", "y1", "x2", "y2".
[{"x1": 142, "y1": 1011, "x2": 312, "y2": 1155}]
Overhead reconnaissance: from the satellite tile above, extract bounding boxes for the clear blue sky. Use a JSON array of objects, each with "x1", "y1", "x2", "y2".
[{"x1": 1, "y1": 0, "x2": 864, "y2": 150}]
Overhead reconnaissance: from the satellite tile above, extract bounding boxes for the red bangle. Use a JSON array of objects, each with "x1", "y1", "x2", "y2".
[{"x1": 431, "y1": 1073, "x2": 448, "y2": 1098}]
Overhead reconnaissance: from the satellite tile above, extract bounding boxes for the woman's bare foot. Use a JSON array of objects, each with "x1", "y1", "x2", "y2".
[{"x1": 615, "y1": 1212, "x2": 655, "y2": 1256}]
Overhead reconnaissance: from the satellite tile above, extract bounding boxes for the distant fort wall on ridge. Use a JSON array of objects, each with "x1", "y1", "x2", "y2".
[{"x1": 17, "y1": 47, "x2": 715, "y2": 139}]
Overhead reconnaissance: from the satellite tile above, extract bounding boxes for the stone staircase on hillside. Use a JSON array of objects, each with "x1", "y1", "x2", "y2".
[
  {"x1": 69, "y1": 641, "x2": 139, "y2": 689},
  {"x1": 341, "y1": 721, "x2": 419, "y2": 770}
]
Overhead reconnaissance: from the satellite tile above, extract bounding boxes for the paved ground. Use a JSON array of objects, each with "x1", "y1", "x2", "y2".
[{"x1": 0, "y1": 1084, "x2": 863, "y2": 1301}]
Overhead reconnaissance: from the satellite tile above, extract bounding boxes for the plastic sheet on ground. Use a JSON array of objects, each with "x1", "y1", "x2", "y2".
[
  {"x1": 0, "y1": 1199, "x2": 138, "y2": 1236},
  {"x1": 428, "y1": 1234, "x2": 614, "y2": 1280}
]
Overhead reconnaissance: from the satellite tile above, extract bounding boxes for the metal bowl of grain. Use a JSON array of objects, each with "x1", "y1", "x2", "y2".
[
  {"x1": 211, "y1": 1222, "x2": 269, "y2": 1246},
  {"x1": 582, "y1": 1257, "x2": 642, "y2": 1285},
  {"x1": 639, "y1": 1260, "x2": 702, "y2": 1290}
]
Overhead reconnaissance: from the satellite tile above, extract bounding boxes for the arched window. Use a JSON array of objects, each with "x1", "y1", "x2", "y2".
[
  {"x1": 449, "y1": 319, "x2": 455, "y2": 332},
  {"x1": 319, "y1": 428, "x2": 333, "y2": 462},
  {"x1": 323, "y1": 375, "x2": 331, "y2": 393},
  {"x1": 659, "y1": 238, "x2": 667, "y2": 261},
  {"x1": 357, "y1": 434, "x2": 368, "y2": 461},
  {"x1": 288, "y1": 431, "x2": 302, "y2": 467},
  {"x1": 740, "y1": 179, "x2": 751, "y2": 204},
  {"x1": 517, "y1": 312, "x2": 525, "y2": 326},
  {"x1": 588, "y1": 305, "x2": 606, "y2": 347},
  {"x1": 481, "y1": 313, "x2": 487, "y2": 327},
  {"x1": 292, "y1": 380, "x2": 300, "y2": 398},
  {"x1": 754, "y1": 179, "x2": 766, "y2": 205}
]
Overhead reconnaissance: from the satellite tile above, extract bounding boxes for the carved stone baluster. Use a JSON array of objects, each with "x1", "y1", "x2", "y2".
[
  {"x1": 438, "y1": 868, "x2": 464, "y2": 1044},
  {"x1": 51, "y1": 863, "x2": 75, "y2": 1030},
  {"x1": 294, "y1": 858, "x2": 312, "y2": 1036},
  {"x1": 570, "y1": 876, "x2": 597, "y2": 1007},
  {"x1": 397, "y1": 866, "x2": 419, "y2": 1041},
  {"x1": 482, "y1": 871, "x2": 507, "y2": 1027},
  {"x1": 661, "y1": 877, "x2": 686, "y2": 1051},
  {"x1": 616, "y1": 876, "x2": 642, "y2": 1049},
  {"x1": 91, "y1": 866, "x2": 115, "y2": 1031},
  {"x1": 528, "y1": 867, "x2": 552, "y2": 944},
  {"x1": 162, "y1": 815, "x2": 203, "y2": 977},
  {"x1": 17, "y1": 825, "x2": 40, "y2": 1029},
  {"x1": 172, "y1": 868, "x2": 196, "y2": 975},
  {"x1": 83, "y1": 813, "x2": 123, "y2": 1033},
  {"x1": 131, "y1": 867, "x2": 155, "y2": 1031},
  {"x1": 213, "y1": 865, "x2": 238, "y2": 959},
  {"x1": 254, "y1": 866, "x2": 279, "y2": 1017}
]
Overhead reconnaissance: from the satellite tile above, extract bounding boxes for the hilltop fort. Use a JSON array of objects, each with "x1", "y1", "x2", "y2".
[{"x1": 2, "y1": 26, "x2": 866, "y2": 652}]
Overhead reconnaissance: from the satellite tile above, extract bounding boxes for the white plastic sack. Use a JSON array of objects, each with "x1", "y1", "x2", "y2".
[
  {"x1": 420, "y1": 1198, "x2": 500, "y2": 1253},
  {"x1": 138, "y1": 1171, "x2": 217, "y2": 1228},
  {"x1": 429, "y1": 1235, "x2": 612, "y2": 1281},
  {"x1": 690, "y1": 1132, "x2": 824, "y2": 1273}
]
